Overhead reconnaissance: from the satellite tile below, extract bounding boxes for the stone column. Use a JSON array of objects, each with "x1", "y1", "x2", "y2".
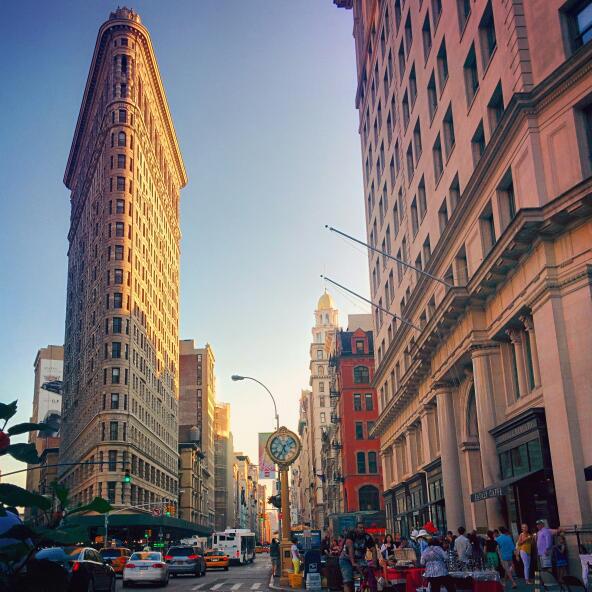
[
  {"x1": 506, "y1": 329, "x2": 529, "y2": 398},
  {"x1": 434, "y1": 382, "x2": 465, "y2": 530},
  {"x1": 420, "y1": 403, "x2": 437, "y2": 462},
  {"x1": 521, "y1": 315, "x2": 541, "y2": 387},
  {"x1": 470, "y1": 344, "x2": 505, "y2": 528},
  {"x1": 406, "y1": 426, "x2": 419, "y2": 473}
]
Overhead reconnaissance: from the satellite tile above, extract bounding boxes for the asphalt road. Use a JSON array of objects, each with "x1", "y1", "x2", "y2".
[{"x1": 116, "y1": 555, "x2": 273, "y2": 591}]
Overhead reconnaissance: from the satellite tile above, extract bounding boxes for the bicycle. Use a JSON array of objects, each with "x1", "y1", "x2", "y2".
[{"x1": 353, "y1": 562, "x2": 377, "y2": 592}]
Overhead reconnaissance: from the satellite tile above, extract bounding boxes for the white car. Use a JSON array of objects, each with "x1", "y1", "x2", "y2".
[{"x1": 123, "y1": 551, "x2": 169, "y2": 587}]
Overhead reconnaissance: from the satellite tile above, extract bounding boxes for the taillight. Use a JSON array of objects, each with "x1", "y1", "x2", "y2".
[
  {"x1": 152, "y1": 563, "x2": 165, "y2": 568},
  {"x1": 236, "y1": 551, "x2": 240, "y2": 557},
  {"x1": 72, "y1": 562, "x2": 81, "y2": 573},
  {"x1": 164, "y1": 555, "x2": 173, "y2": 561},
  {"x1": 125, "y1": 563, "x2": 136, "y2": 569},
  {"x1": 187, "y1": 554, "x2": 198, "y2": 560}
]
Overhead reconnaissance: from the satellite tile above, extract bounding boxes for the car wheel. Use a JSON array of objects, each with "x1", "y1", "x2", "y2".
[
  {"x1": 172, "y1": 573, "x2": 177, "y2": 578},
  {"x1": 122, "y1": 582, "x2": 130, "y2": 588},
  {"x1": 110, "y1": 576, "x2": 116, "y2": 592},
  {"x1": 86, "y1": 578, "x2": 95, "y2": 592}
]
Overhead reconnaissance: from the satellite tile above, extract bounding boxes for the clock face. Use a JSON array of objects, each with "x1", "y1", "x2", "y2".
[{"x1": 267, "y1": 430, "x2": 301, "y2": 465}]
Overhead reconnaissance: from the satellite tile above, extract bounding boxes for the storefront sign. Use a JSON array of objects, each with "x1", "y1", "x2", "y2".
[{"x1": 470, "y1": 486, "x2": 506, "y2": 502}]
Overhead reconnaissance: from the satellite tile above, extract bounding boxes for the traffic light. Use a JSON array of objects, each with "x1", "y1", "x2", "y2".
[
  {"x1": 123, "y1": 470, "x2": 131, "y2": 483},
  {"x1": 165, "y1": 505, "x2": 171, "y2": 517}
]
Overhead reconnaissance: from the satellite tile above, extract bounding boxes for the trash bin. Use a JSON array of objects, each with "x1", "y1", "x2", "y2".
[{"x1": 325, "y1": 555, "x2": 343, "y2": 591}]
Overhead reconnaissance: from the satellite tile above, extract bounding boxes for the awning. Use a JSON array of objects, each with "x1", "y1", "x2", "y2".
[{"x1": 470, "y1": 468, "x2": 549, "y2": 503}]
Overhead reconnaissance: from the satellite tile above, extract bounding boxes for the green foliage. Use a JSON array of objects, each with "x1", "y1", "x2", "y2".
[
  {"x1": 7, "y1": 422, "x2": 54, "y2": 436},
  {"x1": 1, "y1": 444, "x2": 41, "y2": 464},
  {"x1": 32, "y1": 526, "x2": 88, "y2": 545},
  {"x1": 50, "y1": 481, "x2": 69, "y2": 507},
  {"x1": 67, "y1": 497, "x2": 112, "y2": 516},
  {"x1": 0, "y1": 401, "x2": 17, "y2": 421},
  {"x1": 0, "y1": 484, "x2": 51, "y2": 511}
]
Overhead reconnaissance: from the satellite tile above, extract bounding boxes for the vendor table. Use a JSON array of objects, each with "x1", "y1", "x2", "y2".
[{"x1": 378, "y1": 567, "x2": 502, "y2": 592}]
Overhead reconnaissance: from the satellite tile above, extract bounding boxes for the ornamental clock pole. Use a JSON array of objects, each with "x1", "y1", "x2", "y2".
[{"x1": 265, "y1": 426, "x2": 301, "y2": 587}]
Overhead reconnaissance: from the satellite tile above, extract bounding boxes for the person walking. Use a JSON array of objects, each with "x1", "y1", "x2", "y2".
[
  {"x1": 455, "y1": 527, "x2": 470, "y2": 565},
  {"x1": 484, "y1": 530, "x2": 500, "y2": 571},
  {"x1": 421, "y1": 538, "x2": 457, "y2": 592},
  {"x1": 496, "y1": 527, "x2": 517, "y2": 588},
  {"x1": 535, "y1": 519, "x2": 560, "y2": 571},
  {"x1": 516, "y1": 524, "x2": 533, "y2": 584},
  {"x1": 270, "y1": 538, "x2": 280, "y2": 578},
  {"x1": 339, "y1": 522, "x2": 378, "y2": 592},
  {"x1": 552, "y1": 535, "x2": 568, "y2": 584}
]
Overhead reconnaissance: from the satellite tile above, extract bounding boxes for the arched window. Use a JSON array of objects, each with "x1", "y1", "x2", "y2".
[
  {"x1": 354, "y1": 365, "x2": 370, "y2": 384},
  {"x1": 359, "y1": 485, "x2": 380, "y2": 511},
  {"x1": 325, "y1": 313, "x2": 329, "y2": 324},
  {"x1": 118, "y1": 131, "x2": 126, "y2": 147},
  {"x1": 466, "y1": 386, "x2": 479, "y2": 439}
]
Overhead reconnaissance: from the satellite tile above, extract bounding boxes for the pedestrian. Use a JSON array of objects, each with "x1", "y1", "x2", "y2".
[
  {"x1": 552, "y1": 535, "x2": 568, "y2": 584},
  {"x1": 467, "y1": 531, "x2": 484, "y2": 567},
  {"x1": 381, "y1": 534, "x2": 396, "y2": 560},
  {"x1": 420, "y1": 538, "x2": 457, "y2": 592},
  {"x1": 454, "y1": 527, "x2": 470, "y2": 565},
  {"x1": 496, "y1": 527, "x2": 517, "y2": 588},
  {"x1": 321, "y1": 534, "x2": 331, "y2": 556},
  {"x1": 339, "y1": 522, "x2": 378, "y2": 592},
  {"x1": 270, "y1": 538, "x2": 280, "y2": 577},
  {"x1": 330, "y1": 538, "x2": 341, "y2": 556},
  {"x1": 484, "y1": 530, "x2": 500, "y2": 571},
  {"x1": 535, "y1": 519, "x2": 561, "y2": 571},
  {"x1": 290, "y1": 538, "x2": 301, "y2": 575},
  {"x1": 516, "y1": 523, "x2": 533, "y2": 584}
]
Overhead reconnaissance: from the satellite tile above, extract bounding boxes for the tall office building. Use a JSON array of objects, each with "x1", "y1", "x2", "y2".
[
  {"x1": 214, "y1": 402, "x2": 236, "y2": 531},
  {"x1": 334, "y1": 1, "x2": 592, "y2": 535},
  {"x1": 59, "y1": 8, "x2": 187, "y2": 509},
  {"x1": 179, "y1": 340, "x2": 216, "y2": 528}
]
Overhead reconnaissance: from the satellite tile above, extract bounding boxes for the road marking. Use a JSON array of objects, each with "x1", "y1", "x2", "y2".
[
  {"x1": 191, "y1": 585, "x2": 207, "y2": 591},
  {"x1": 251, "y1": 584, "x2": 262, "y2": 590},
  {"x1": 211, "y1": 584, "x2": 225, "y2": 590},
  {"x1": 230, "y1": 585, "x2": 242, "y2": 590}
]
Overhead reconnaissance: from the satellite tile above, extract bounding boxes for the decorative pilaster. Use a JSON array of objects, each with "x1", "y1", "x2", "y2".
[
  {"x1": 506, "y1": 328, "x2": 529, "y2": 398},
  {"x1": 521, "y1": 315, "x2": 541, "y2": 387}
]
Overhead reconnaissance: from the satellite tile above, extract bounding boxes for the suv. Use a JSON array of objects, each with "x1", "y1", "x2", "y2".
[{"x1": 165, "y1": 545, "x2": 206, "y2": 577}]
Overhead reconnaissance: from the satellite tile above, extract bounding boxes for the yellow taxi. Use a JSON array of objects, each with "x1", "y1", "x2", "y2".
[
  {"x1": 204, "y1": 549, "x2": 230, "y2": 570},
  {"x1": 100, "y1": 547, "x2": 131, "y2": 574}
]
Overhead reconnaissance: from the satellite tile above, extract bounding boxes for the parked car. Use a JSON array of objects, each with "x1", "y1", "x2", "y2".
[
  {"x1": 122, "y1": 551, "x2": 168, "y2": 587},
  {"x1": 204, "y1": 549, "x2": 229, "y2": 570},
  {"x1": 34, "y1": 546, "x2": 116, "y2": 592},
  {"x1": 164, "y1": 545, "x2": 206, "y2": 577},
  {"x1": 100, "y1": 547, "x2": 131, "y2": 574}
]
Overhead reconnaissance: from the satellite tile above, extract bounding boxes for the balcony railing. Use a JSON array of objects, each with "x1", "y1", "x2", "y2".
[
  {"x1": 331, "y1": 440, "x2": 342, "y2": 450},
  {"x1": 330, "y1": 414, "x2": 340, "y2": 424},
  {"x1": 330, "y1": 389, "x2": 340, "y2": 398}
]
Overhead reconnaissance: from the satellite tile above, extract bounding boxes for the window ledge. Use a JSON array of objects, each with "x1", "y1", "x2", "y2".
[
  {"x1": 445, "y1": 142, "x2": 456, "y2": 164},
  {"x1": 466, "y1": 86, "x2": 480, "y2": 114},
  {"x1": 505, "y1": 387, "x2": 544, "y2": 418},
  {"x1": 434, "y1": 169, "x2": 444, "y2": 189},
  {"x1": 481, "y1": 45, "x2": 497, "y2": 79},
  {"x1": 438, "y1": 76, "x2": 448, "y2": 98}
]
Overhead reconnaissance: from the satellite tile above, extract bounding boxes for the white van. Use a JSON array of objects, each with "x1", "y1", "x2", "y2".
[{"x1": 212, "y1": 529, "x2": 256, "y2": 565}]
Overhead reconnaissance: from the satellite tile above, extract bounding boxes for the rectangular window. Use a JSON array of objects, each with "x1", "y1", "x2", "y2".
[
  {"x1": 111, "y1": 342, "x2": 121, "y2": 359},
  {"x1": 443, "y1": 104, "x2": 455, "y2": 157},
  {"x1": 114, "y1": 245, "x2": 124, "y2": 260},
  {"x1": 356, "y1": 421, "x2": 364, "y2": 440},
  {"x1": 464, "y1": 44, "x2": 479, "y2": 105},
  {"x1": 398, "y1": 41, "x2": 406, "y2": 79},
  {"x1": 112, "y1": 317, "x2": 122, "y2": 333},
  {"x1": 108, "y1": 450, "x2": 117, "y2": 471},
  {"x1": 423, "y1": 236, "x2": 432, "y2": 264},
  {"x1": 437, "y1": 39, "x2": 449, "y2": 89},
  {"x1": 116, "y1": 199, "x2": 125, "y2": 213},
  {"x1": 320, "y1": 412, "x2": 326, "y2": 424},
  {"x1": 427, "y1": 72, "x2": 438, "y2": 120},
  {"x1": 111, "y1": 367, "x2": 121, "y2": 384},
  {"x1": 116, "y1": 176, "x2": 125, "y2": 192},
  {"x1": 404, "y1": 13, "x2": 413, "y2": 52},
  {"x1": 472, "y1": 120, "x2": 486, "y2": 165},
  {"x1": 109, "y1": 421, "x2": 118, "y2": 440},
  {"x1": 449, "y1": 173, "x2": 460, "y2": 211},
  {"x1": 354, "y1": 394, "x2": 362, "y2": 411},
  {"x1": 365, "y1": 393, "x2": 374, "y2": 411},
  {"x1": 406, "y1": 143, "x2": 414, "y2": 179},
  {"x1": 117, "y1": 154, "x2": 126, "y2": 169},
  {"x1": 110, "y1": 393, "x2": 119, "y2": 410},
  {"x1": 413, "y1": 120, "x2": 422, "y2": 163},
  {"x1": 402, "y1": 90, "x2": 410, "y2": 129},
  {"x1": 566, "y1": 0, "x2": 592, "y2": 50},
  {"x1": 479, "y1": 1, "x2": 497, "y2": 67},
  {"x1": 113, "y1": 293, "x2": 123, "y2": 308},
  {"x1": 488, "y1": 81, "x2": 505, "y2": 133},
  {"x1": 409, "y1": 65, "x2": 417, "y2": 106},
  {"x1": 457, "y1": 0, "x2": 471, "y2": 32},
  {"x1": 114, "y1": 269, "x2": 123, "y2": 284},
  {"x1": 433, "y1": 134, "x2": 444, "y2": 181},
  {"x1": 422, "y1": 14, "x2": 432, "y2": 61},
  {"x1": 115, "y1": 221, "x2": 124, "y2": 237},
  {"x1": 355, "y1": 340, "x2": 365, "y2": 353},
  {"x1": 411, "y1": 198, "x2": 419, "y2": 236},
  {"x1": 479, "y1": 201, "x2": 496, "y2": 255},
  {"x1": 439, "y1": 199, "x2": 449, "y2": 233},
  {"x1": 497, "y1": 169, "x2": 516, "y2": 230},
  {"x1": 357, "y1": 452, "x2": 366, "y2": 474},
  {"x1": 368, "y1": 451, "x2": 378, "y2": 473},
  {"x1": 119, "y1": 109, "x2": 127, "y2": 123},
  {"x1": 107, "y1": 482, "x2": 116, "y2": 504},
  {"x1": 367, "y1": 421, "x2": 376, "y2": 440}
]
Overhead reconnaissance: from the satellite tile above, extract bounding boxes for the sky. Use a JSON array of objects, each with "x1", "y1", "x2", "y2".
[{"x1": 0, "y1": 0, "x2": 371, "y2": 486}]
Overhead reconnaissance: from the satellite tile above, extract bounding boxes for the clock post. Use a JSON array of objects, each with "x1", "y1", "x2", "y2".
[{"x1": 265, "y1": 426, "x2": 301, "y2": 587}]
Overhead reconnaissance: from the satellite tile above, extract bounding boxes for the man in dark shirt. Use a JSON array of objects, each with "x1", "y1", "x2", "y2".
[{"x1": 340, "y1": 522, "x2": 378, "y2": 592}]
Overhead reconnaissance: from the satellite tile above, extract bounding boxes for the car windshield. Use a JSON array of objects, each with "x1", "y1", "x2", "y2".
[
  {"x1": 206, "y1": 550, "x2": 224, "y2": 556},
  {"x1": 36, "y1": 547, "x2": 82, "y2": 561},
  {"x1": 100, "y1": 549, "x2": 122, "y2": 558},
  {"x1": 130, "y1": 552, "x2": 161, "y2": 561},
  {"x1": 167, "y1": 547, "x2": 195, "y2": 556}
]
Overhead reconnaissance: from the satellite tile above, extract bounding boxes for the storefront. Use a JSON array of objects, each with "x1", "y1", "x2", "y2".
[
  {"x1": 425, "y1": 461, "x2": 446, "y2": 534},
  {"x1": 472, "y1": 408, "x2": 558, "y2": 537}
]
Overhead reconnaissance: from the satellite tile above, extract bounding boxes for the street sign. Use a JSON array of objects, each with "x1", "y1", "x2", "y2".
[{"x1": 152, "y1": 507, "x2": 162, "y2": 516}]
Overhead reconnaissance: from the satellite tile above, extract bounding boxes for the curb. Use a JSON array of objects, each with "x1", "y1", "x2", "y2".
[{"x1": 268, "y1": 573, "x2": 294, "y2": 591}]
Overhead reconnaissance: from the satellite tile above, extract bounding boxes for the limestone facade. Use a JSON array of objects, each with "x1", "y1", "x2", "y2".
[
  {"x1": 334, "y1": 0, "x2": 592, "y2": 536},
  {"x1": 59, "y1": 8, "x2": 187, "y2": 510}
]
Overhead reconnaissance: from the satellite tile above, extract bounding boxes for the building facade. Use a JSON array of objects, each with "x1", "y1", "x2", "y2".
[
  {"x1": 179, "y1": 340, "x2": 217, "y2": 529},
  {"x1": 214, "y1": 402, "x2": 236, "y2": 531},
  {"x1": 178, "y1": 426, "x2": 205, "y2": 525},
  {"x1": 59, "y1": 7, "x2": 186, "y2": 511},
  {"x1": 293, "y1": 389, "x2": 314, "y2": 526},
  {"x1": 26, "y1": 345, "x2": 64, "y2": 513},
  {"x1": 334, "y1": 0, "x2": 592, "y2": 538}
]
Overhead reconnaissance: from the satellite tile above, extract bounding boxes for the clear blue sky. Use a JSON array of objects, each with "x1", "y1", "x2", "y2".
[{"x1": 0, "y1": 1, "x2": 371, "y2": 484}]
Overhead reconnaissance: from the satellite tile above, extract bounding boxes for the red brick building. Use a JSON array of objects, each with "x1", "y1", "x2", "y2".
[{"x1": 330, "y1": 316, "x2": 383, "y2": 513}]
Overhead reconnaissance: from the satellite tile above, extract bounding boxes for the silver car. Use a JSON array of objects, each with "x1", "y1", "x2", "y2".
[{"x1": 165, "y1": 545, "x2": 207, "y2": 577}]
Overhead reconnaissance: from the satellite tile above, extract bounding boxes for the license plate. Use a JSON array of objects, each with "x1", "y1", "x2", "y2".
[
  {"x1": 211, "y1": 559, "x2": 219, "y2": 562},
  {"x1": 139, "y1": 567, "x2": 148, "y2": 570}
]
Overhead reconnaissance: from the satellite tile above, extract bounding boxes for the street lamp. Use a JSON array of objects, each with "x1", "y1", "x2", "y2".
[{"x1": 231, "y1": 375, "x2": 279, "y2": 431}]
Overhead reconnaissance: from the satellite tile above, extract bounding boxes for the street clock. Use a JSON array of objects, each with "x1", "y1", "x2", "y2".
[{"x1": 266, "y1": 426, "x2": 301, "y2": 467}]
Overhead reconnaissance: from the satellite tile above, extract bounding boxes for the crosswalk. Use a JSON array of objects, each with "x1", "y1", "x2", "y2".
[{"x1": 191, "y1": 583, "x2": 264, "y2": 591}]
